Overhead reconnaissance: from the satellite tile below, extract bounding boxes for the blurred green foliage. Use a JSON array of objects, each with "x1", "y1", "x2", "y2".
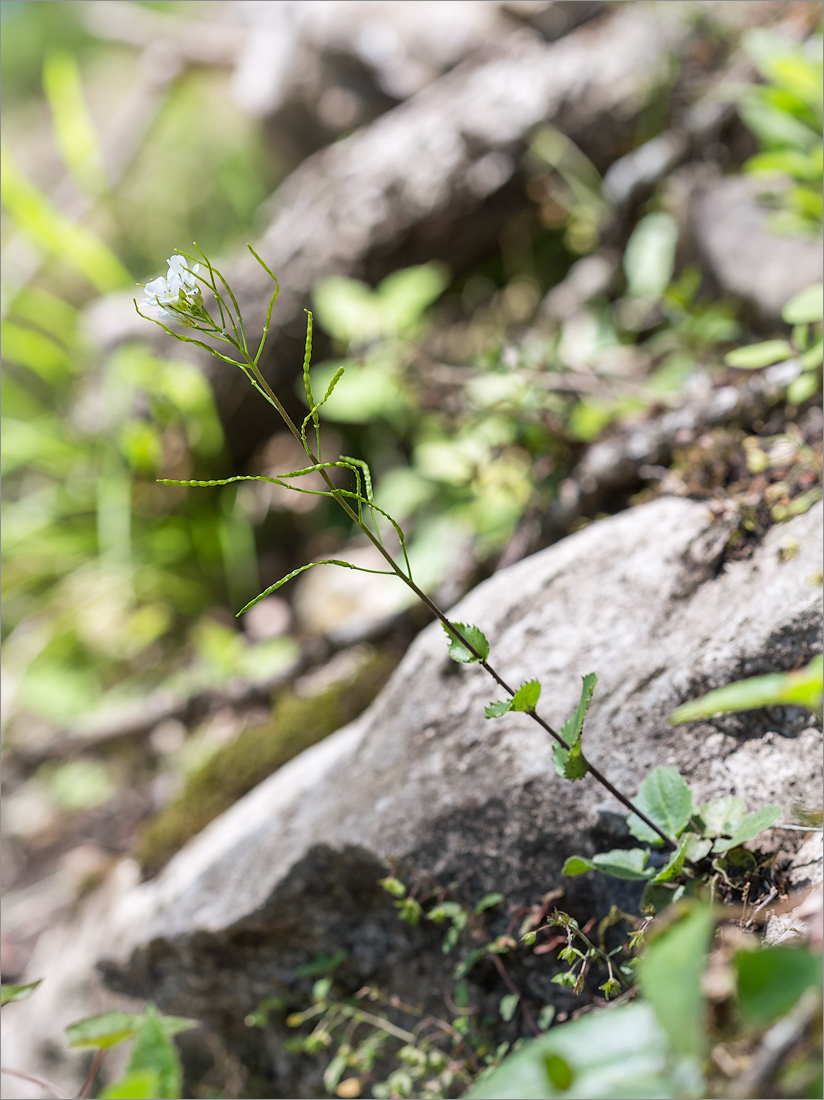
[{"x1": 1, "y1": 6, "x2": 280, "y2": 735}]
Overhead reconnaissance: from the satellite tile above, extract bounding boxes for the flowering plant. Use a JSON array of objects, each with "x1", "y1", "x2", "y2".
[{"x1": 135, "y1": 244, "x2": 683, "y2": 864}]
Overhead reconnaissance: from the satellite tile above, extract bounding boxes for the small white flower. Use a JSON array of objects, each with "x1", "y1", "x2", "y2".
[{"x1": 140, "y1": 254, "x2": 203, "y2": 325}]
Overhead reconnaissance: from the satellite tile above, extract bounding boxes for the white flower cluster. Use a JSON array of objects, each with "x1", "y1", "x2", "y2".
[{"x1": 141, "y1": 255, "x2": 203, "y2": 325}]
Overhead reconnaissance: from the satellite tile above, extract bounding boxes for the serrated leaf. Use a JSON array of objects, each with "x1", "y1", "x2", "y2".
[
  {"x1": 485, "y1": 699, "x2": 511, "y2": 719},
  {"x1": 626, "y1": 767, "x2": 693, "y2": 844},
  {"x1": 712, "y1": 805, "x2": 782, "y2": 853},
  {"x1": 1, "y1": 980, "x2": 42, "y2": 1006},
  {"x1": 591, "y1": 848, "x2": 654, "y2": 881},
  {"x1": 559, "y1": 673, "x2": 598, "y2": 744},
  {"x1": 552, "y1": 740, "x2": 589, "y2": 780},
  {"x1": 782, "y1": 283, "x2": 823, "y2": 325},
  {"x1": 443, "y1": 621, "x2": 490, "y2": 664},
  {"x1": 511, "y1": 680, "x2": 541, "y2": 713},
  {"x1": 724, "y1": 340, "x2": 795, "y2": 369}
]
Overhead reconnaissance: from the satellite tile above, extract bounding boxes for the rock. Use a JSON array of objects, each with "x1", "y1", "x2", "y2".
[
  {"x1": 4, "y1": 496, "x2": 821, "y2": 1096},
  {"x1": 686, "y1": 171, "x2": 824, "y2": 322},
  {"x1": 86, "y1": 2, "x2": 711, "y2": 461}
]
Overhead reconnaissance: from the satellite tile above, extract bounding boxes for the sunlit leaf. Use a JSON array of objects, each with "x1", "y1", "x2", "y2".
[
  {"x1": 626, "y1": 767, "x2": 693, "y2": 844},
  {"x1": 669, "y1": 656, "x2": 824, "y2": 724},
  {"x1": 724, "y1": 340, "x2": 795, "y2": 369},
  {"x1": 1, "y1": 980, "x2": 42, "y2": 1006}
]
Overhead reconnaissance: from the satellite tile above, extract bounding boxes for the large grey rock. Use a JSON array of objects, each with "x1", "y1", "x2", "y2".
[{"x1": 3, "y1": 496, "x2": 821, "y2": 1097}]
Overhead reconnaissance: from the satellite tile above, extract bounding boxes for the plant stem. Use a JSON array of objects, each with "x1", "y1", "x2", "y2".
[
  {"x1": 244, "y1": 353, "x2": 677, "y2": 851},
  {"x1": 0, "y1": 1067, "x2": 72, "y2": 1100}
]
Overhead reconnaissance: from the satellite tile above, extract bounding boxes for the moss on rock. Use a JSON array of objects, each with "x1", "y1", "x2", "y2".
[{"x1": 136, "y1": 648, "x2": 399, "y2": 878}]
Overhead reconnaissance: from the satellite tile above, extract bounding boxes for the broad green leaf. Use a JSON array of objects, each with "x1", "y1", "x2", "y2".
[
  {"x1": 443, "y1": 621, "x2": 489, "y2": 664},
  {"x1": 697, "y1": 796, "x2": 747, "y2": 838},
  {"x1": 638, "y1": 903, "x2": 716, "y2": 1060},
  {"x1": 591, "y1": 848, "x2": 654, "y2": 881},
  {"x1": 782, "y1": 283, "x2": 823, "y2": 324},
  {"x1": 1, "y1": 980, "x2": 42, "y2": 1006},
  {"x1": 485, "y1": 699, "x2": 512, "y2": 719},
  {"x1": 626, "y1": 767, "x2": 693, "y2": 844},
  {"x1": 125, "y1": 1004, "x2": 189, "y2": 1100},
  {"x1": 465, "y1": 1000, "x2": 701, "y2": 1099},
  {"x1": 736, "y1": 945, "x2": 822, "y2": 1024},
  {"x1": 724, "y1": 340, "x2": 795, "y2": 369},
  {"x1": 511, "y1": 680, "x2": 541, "y2": 713},
  {"x1": 712, "y1": 805, "x2": 782, "y2": 853},
  {"x1": 669, "y1": 657, "x2": 823, "y2": 724}
]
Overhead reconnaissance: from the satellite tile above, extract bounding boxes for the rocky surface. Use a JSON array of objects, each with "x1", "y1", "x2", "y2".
[{"x1": 4, "y1": 495, "x2": 821, "y2": 1096}]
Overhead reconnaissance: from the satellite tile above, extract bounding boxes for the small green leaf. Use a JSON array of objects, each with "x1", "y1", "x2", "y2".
[
  {"x1": 712, "y1": 805, "x2": 782, "y2": 853},
  {"x1": 474, "y1": 892, "x2": 505, "y2": 915},
  {"x1": 453, "y1": 948, "x2": 485, "y2": 980},
  {"x1": 500, "y1": 993, "x2": 520, "y2": 1022},
  {"x1": 697, "y1": 796, "x2": 747, "y2": 838},
  {"x1": 537, "y1": 1004, "x2": 556, "y2": 1030},
  {"x1": 736, "y1": 945, "x2": 822, "y2": 1024},
  {"x1": 651, "y1": 835, "x2": 689, "y2": 884},
  {"x1": 683, "y1": 834, "x2": 713, "y2": 862},
  {"x1": 511, "y1": 680, "x2": 541, "y2": 713},
  {"x1": 787, "y1": 371, "x2": 821, "y2": 406},
  {"x1": 626, "y1": 767, "x2": 693, "y2": 844},
  {"x1": 442, "y1": 621, "x2": 490, "y2": 664},
  {"x1": 312, "y1": 978, "x2": 332, "y2": 1002},
  {"x1": 1, "y1": 980, "x2": 42, "y2": 1006},
  {"x1": 638, "y1": 903, "x2": 716, "y2": 1060},
  {"x1": 379, "y1": 876, "x2": 406, "y2": 899},
  {"x1": 552, "y1": 739, "x2": 589, "y2": 780},
  {"x1": 559, "y1": 673, "x2": 598, "y2": 745},
  {"x1": 591, "y1": 848, "x2": 654, "y2": 882},
  {"x1": 800, "y1": 338, "x2": 824, "y2": 370},
  {"x1": 66, "y1": 1011, "x2": 141, "y2": 1049},
  {"x1": 724, "y1": 340, "x2": 795, "y2": 369},
  {"x1": 323, "y1": 1053, "x2": 349, "y2": 1094},
  {"x1": 562, "y1": 855, "x2": 596, "y2": 876},
  {"x1": 782, "y1": 283, "x2": 823, "y2": 324},
  {"x1": 485, "y1": 699, "x2": 512, "y2": 719}
]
